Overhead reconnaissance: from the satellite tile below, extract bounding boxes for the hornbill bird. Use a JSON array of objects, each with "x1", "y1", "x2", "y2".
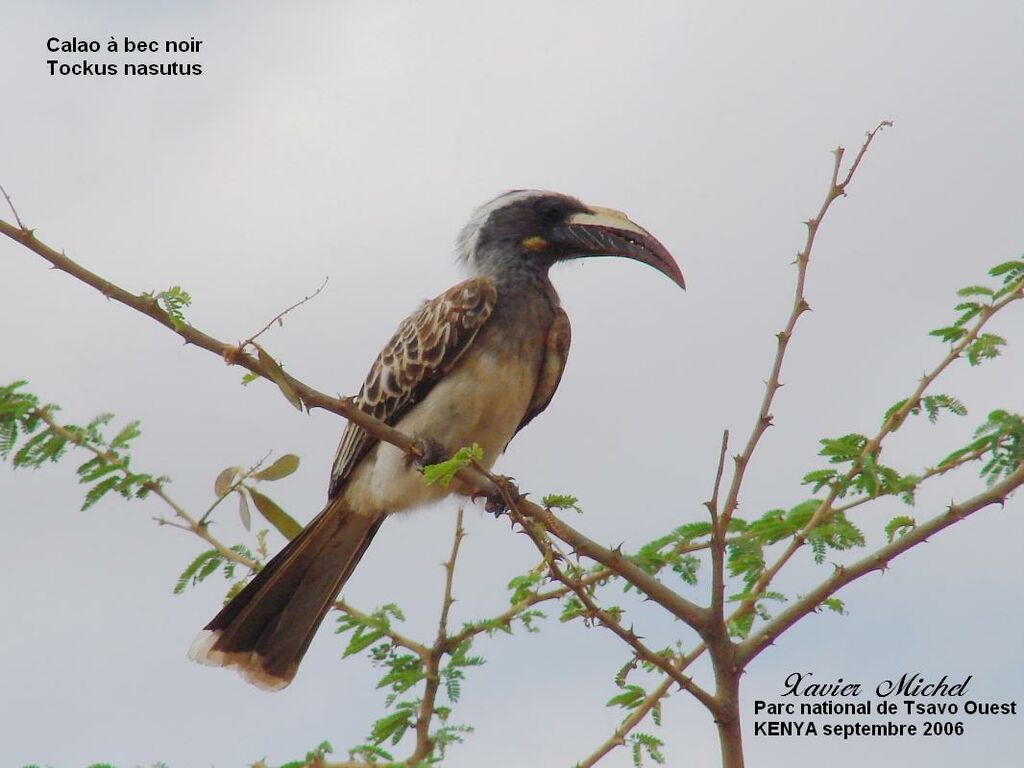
[{"x1": 189, "y1": 190, "x2": 685, "y2": 689}]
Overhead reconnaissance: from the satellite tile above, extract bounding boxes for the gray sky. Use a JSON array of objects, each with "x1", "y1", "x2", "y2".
[{"x1": 2, "y1": 1, "x2": 1022, "y2": 766}]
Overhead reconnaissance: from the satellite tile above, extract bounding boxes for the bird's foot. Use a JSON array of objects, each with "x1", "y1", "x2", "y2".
[
  {"x1": 483, "y1": 475, "x2": 522, "y2": 518},
  {"x1": 410, "y1": 436, "x2": 448, "y2": 469}
]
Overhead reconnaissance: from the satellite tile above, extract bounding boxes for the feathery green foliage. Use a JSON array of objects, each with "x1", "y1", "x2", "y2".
[
  {"x1": 141, "y1": 285, "x2": 192, "y2": 330},
  {"x1": 5, "y1": 253, "x2": 1024, "y2": 767},
  {"x1": 422, "y1": 443, "x2": 484, "y2": 487}
]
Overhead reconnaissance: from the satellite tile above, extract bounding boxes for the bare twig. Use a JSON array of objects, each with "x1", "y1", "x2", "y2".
[
  {"x1": 719, "y1": 121, "x2": 892, "y2": 532},
  {"x1": 0, "y1": 182, "x2": 27, "y2": 230},
  {"x1": 708, "y1": 430, "x2": 730, "y2": 624},
  {"x1": 241, "y1": 276, "x2": 330, "y2": 349},
  {"x1": 408, "y1": 506, "x2": 467, "y2": 763}
]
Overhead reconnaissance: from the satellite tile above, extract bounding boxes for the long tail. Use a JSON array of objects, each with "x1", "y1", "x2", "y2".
[{"x1": 188, "y1": 497, "x2": 384, "y2": 690}]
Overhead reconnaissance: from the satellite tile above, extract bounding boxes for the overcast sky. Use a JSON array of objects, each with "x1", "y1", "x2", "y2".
[{"x1": 2, "y1": 2, "x2": 1023, "y2": 767}]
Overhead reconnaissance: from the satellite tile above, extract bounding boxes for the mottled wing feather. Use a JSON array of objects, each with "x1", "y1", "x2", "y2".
[
  {"x1": 513, "y1": 306, "x2": 571, "y2": 437},
  {"x1": 329, "y1": 277, "x2": 498, "y2": 497}
]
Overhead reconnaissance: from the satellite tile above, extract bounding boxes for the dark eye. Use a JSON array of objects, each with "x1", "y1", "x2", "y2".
[{"x1": 536, "y1": 199, "x2": 566, "y2": 227}]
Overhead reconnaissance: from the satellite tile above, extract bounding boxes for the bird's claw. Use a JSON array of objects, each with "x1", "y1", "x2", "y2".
[{"x1": 483, "y1": 475, "x2": 521, "y2": 518}]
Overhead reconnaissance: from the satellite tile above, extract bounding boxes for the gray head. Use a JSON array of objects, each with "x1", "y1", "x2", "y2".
[{"x1": 457, "y1": 190, "x2": 685, "y2": 288}]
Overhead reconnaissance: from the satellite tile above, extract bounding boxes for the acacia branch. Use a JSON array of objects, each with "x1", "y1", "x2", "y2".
[
  {"x1": 30, "y1": 406, "x2": 263, "y2": 571},
  {"x1": 719, "y1": 121, "x2": 892, "y2": 531},
  {"x1": 333, "y1": 598, "x2": 431, "y2": 659},
  {"x1": 3, "y1": 201, "x2": 713, "y2": 635},
  {"x1": 408, "y1": 506, "x2": 467, "y2": 764},
  {"x1": 734, "y1": 277, "x2": 1023, "y2": 621},
  {"x1": 576, "y1": 644, "x2": 707, "y2": 768},
  {"x1": 475, "y1": 469, "x2": 709, "y2": 633},
  {"x1": 444, "y1": 565, "x2": 612, "y2": 650},
  {"x1": 498, "y1": 486, "x2": 717, "y2": 712},
  {"x1": 708, "y1": 430, "x2": 730, "y2": 626},
  {"x1": 0, "y1": 182, "x2": 27, "y2": 230},
  {"x1": 0, "y1": 218, "x2": 421, "y2": 456},
  {"x1": 737, "y1": 461, "x2": 1024, "y2": 664}
]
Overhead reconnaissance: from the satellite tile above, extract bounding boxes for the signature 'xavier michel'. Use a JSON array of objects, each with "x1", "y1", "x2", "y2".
[{"x1": 189, "y1": 190, "x2": 686, "y2": 690}]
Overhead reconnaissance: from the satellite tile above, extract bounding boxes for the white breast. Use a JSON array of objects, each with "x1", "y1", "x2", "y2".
[{"x1": 342, "y1": 350, "x2": 538, "y2": 516}]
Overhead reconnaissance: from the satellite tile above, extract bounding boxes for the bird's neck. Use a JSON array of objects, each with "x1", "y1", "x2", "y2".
[
  {"x1": 471, "y1": 249, "x2": 561, "y2": 307},
  {"x1": 493, "y1": 264, "x2": 560, "y2": 310}
]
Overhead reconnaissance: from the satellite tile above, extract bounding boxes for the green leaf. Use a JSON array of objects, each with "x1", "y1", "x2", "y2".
[
  {"x1": 957, "y1": 285, "x2": 995, "y2": 298},
  {"x1": 370, "y1": 705, "x2": 416, "y2": 745},
  {"x1": 629, "y1": 733, "x2": 666, "y2": 767},
  {"x1": 237, "y1": 489, "x2": 251, "y2": 531},
  {"x1": 802, "y1": 468, "x2": 838, "y2": 492},
  {"x1": 345, "y1": 628, "x2": 387, "y2": 657},
  {"x1": 884, "y1": 515, "x2": 916, "y2": 542},
  {"x1": 818, "y1": 433, "x2": 868, "y2": 463},
  {"x1": 247, "y1": 487, "x2": 303, "y2": 540},
  {"x1": 174, "y1": 549, "x2": 223, "y2": 594},
  {"x1": 727, "y1": 538, "x2": 764, "y2": 587},
  {"x1": 541, "y1": 493, "x2": 583, "y2": 513},
  {"x1": 252, "y1": 453, "x2": 300, "y2": 481},
  {"x1": 966, "y1": 333, "x2": 1006, "y2": 366},
  {"x1": 559, "y1": 595, "x2": 586, "y2": 622},
  {"x1": 972, "y1": 410, "x2": 1024, "y2": 484},
  {"x1": 153, "y1": 285, "x2": 192, "y2": 330},
  {"x1": 109, "y1": 420, "x2": 141, "y2": 448},
  {"x1": 929, "y1": 325, "x2": 968, "y2": 343},
  {"x1": 506, "y1": 569, "x2": 544, "y2": 604},
  {"x1": 922, "y1": 394, "x2": 967, "y2": 423},
  {"x1": 82, "y1": 474, "x2": 120, "y2": 510},
  {"x1": 256, "y1": 345, "x2": 303, "y2": 411},
  {"x1": 727, "y1": 612, "x2": 755, "y2": 639},
  {"x1": 347, "y1": 743, "x2": 394, "y2": 762},
  {"x1": 822, "y1": 597, "x2": 846, "y2": 614},
  {"x1": 673, "y1": 521, "x2": 713, "y2": 541},
  {"x1": 806, "y1": 511, "x2": 865, "y2": 563},
  {"x1": 607, "y1": 684, "x2": 646, "y2": 709},
  {"x1": 214, "y1": 465, "x2": 241, "y2": 497},
  {"x1": 422, "y1": 444, "x2": 484, "y2": 487}
]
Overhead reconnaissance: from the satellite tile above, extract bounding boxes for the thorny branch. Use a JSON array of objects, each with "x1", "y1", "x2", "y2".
[
  {"x1": 719, "y1": 120, "x2": 892, "y2": 532},
  {"x1": 30, "y1": 406, "x2": 262, "y2": 571},
  {"x1": 409, "y1": 506, "x2": 467, "y2": 764},
  {"x1": 738, "y1": 461, "x2": 1024, "y2": 664},
  {"x1": 6, "y1": 119, "x2": 1024, "y2": 768},
  {"x1": 494, "y1": 483, "x2": 718, "y2": 712},
  {"x1": 730, "y1": 273, "x2": 1024, "y2": 626},
  {"x1": 0, "y1": 209, "x2": 707, "y2": 631},
  {"x1": 0, "y1": 215, "x2": 422, "y2": 459}
]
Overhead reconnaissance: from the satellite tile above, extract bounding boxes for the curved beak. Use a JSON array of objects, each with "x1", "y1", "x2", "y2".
[{"x1": 551, "y1": 206, "x2": 685, "y2": 289}]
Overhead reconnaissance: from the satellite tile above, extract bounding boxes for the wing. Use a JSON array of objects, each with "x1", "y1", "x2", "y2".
[
  {"x1": 512, "y1": 306, "x2": 571, "y2": 438},
  {"x1": 329, "y1": 277, "x2": 498, "y2": 498}
]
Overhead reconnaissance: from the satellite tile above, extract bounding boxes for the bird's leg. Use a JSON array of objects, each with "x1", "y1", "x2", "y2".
[{"x1": 410, "y1": 436, "x2": 449, "y2": 469}]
